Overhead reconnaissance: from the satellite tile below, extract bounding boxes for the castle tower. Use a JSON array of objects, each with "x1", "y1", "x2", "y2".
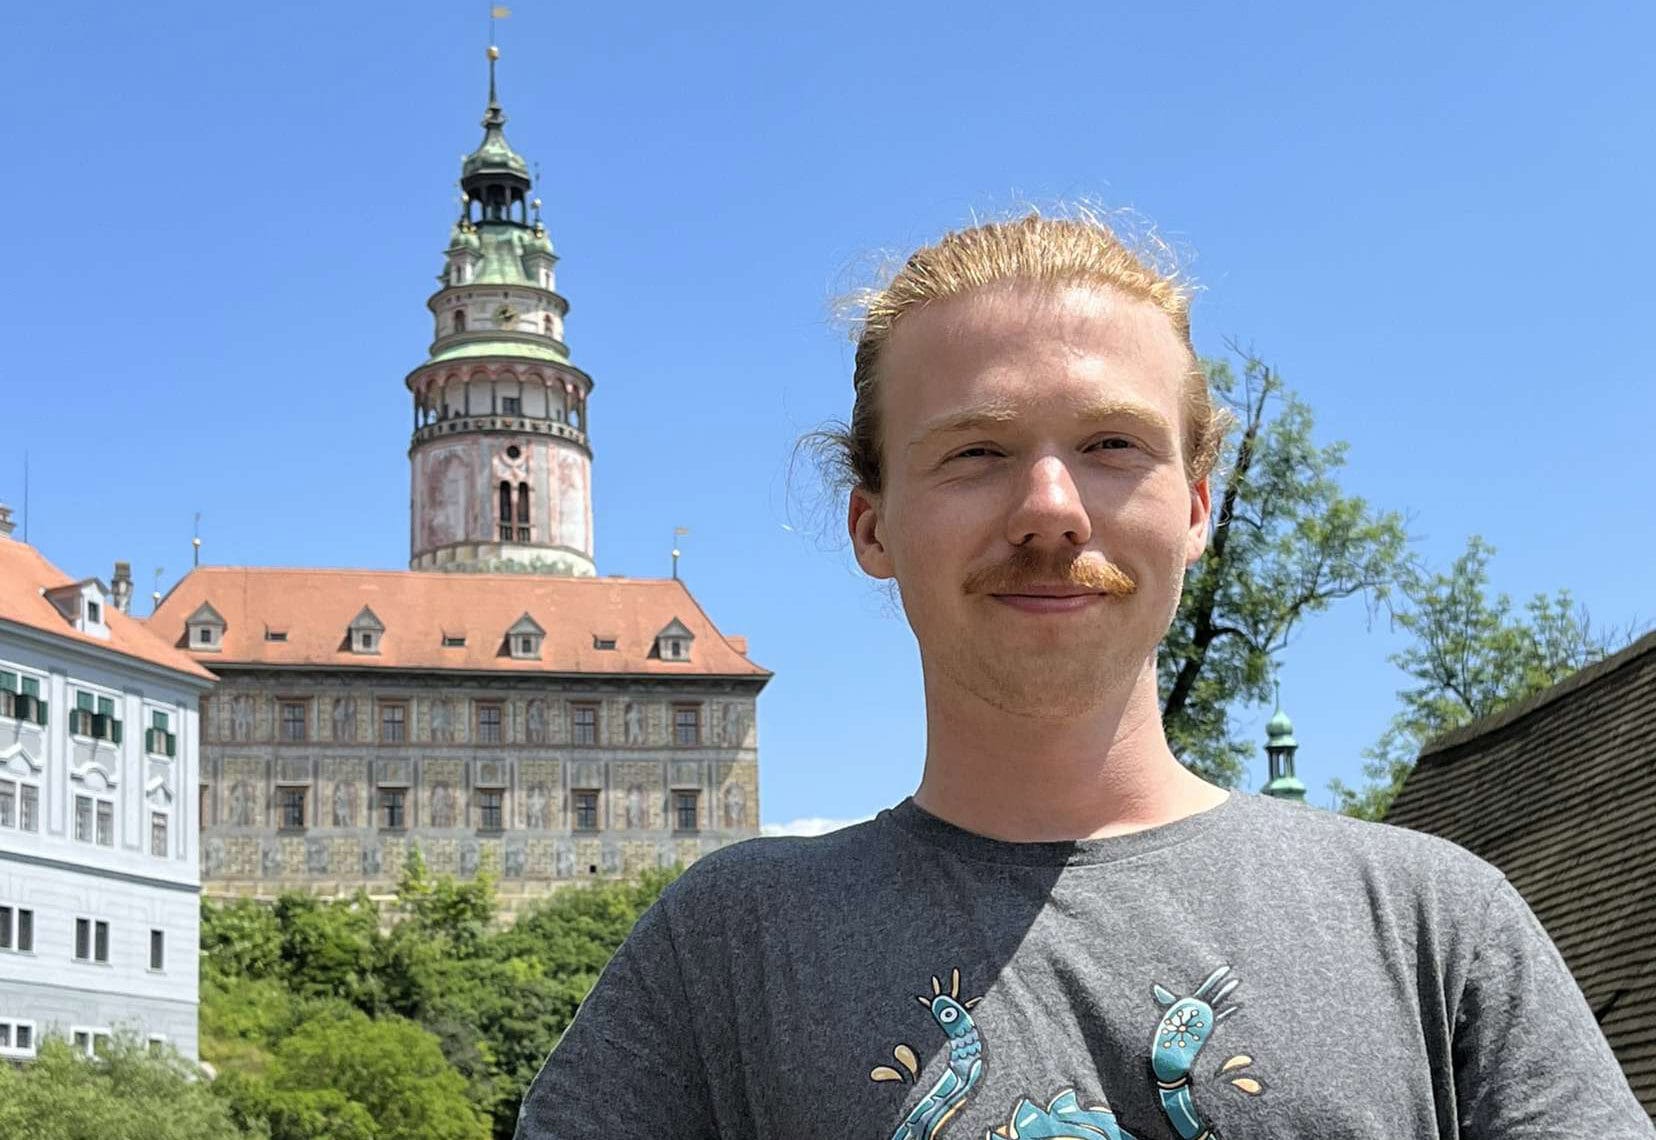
[{"x1": 406, "y1": 46, "x2": 596, "y2": 576}]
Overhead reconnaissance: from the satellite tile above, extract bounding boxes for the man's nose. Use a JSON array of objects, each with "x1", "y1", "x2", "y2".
[{"x1": 1005, "y1": 455, "x2": 1092, "y2": 547}]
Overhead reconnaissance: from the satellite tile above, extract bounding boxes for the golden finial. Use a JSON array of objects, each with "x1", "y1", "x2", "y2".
[{"x1": 488, "y1": 44, "x2": 500, "y2": 60}]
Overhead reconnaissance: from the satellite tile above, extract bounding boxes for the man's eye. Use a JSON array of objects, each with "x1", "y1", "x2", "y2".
[
  {"x1": 1087, "y1": 437, "x2": 1135, "y2": 452},
  {"x1": 949, "y1": 446, "x2": 1000, "y2": 461}
]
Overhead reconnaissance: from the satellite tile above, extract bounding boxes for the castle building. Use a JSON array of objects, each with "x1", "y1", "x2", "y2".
[
  {"x1": 146, "y1": 48, "x2": 769, "y2": 904},
  {"x1": 0, "y1": 516, "x2": 214, "y2": 1061}
]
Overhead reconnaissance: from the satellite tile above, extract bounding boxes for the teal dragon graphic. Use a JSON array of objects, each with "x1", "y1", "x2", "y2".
[{"x1": 869, "y1": 965, "x2": 1266, "y2": 1140}]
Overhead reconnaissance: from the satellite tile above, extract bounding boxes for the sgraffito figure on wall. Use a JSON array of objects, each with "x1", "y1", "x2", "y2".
[
  {"x1": 723, "y1": 702, "x2": 744, "y2": 745},
  {"x1": 332, "y1": 782, "x2": 356, "y2": 828},
  {"x1": 724, "y1": 783, "x2": 747, "y2": 829},
  {"x1": 526, "y1": 784, "x2": 550, "y2": 829},
  {"x1": 626, "y1": 784, "x2": 646, "y2": 830},
  {"x1": 526, "y1": 699, "x2": 548, "y2": 744},
  {"x1": 625, "y1": 702, "x2": 644, "y2": 745},
  {"x1": 230, "y1": 781, "x2": 255, "y2": 826},
  {"x1": 333, "y1": 697, "x2": 357, "y2": 742},
  {"x1": 232, "y1": 696, "x2": 254, "y2": 742},
  {"x1": 431, "y1": 782, "x2": 456, "y2": 828},
  {"x1": 431, "y1": 699, "x2": 453, "y2": 743}
]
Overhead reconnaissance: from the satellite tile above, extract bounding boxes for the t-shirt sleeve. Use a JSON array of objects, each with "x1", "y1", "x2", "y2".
[
  {"x1": 514, "y1": 897, "x2": 719, "y2": 1139},
  {"x1": 1452, "y1": 875, "x2": 1653, "y2": 1137}
]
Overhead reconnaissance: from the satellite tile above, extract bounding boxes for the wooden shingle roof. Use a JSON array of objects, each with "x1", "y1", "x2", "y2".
[{"x1": 1386, "y1": 629, "x2": 1656, "y2": 1116}]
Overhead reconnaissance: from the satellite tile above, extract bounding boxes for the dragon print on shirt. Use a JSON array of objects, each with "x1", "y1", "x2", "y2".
[{"x1": 869, "y1": 965, "x2": 1267, "y2": 1140}]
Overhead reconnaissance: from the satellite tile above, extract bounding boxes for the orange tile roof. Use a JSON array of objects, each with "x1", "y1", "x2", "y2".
[
  {"x1": 146, "y1": 566, "x2": 770, "y2": 679},
  {"x1": 0, "y1": 540, "x2": 217, "y2": 681}
]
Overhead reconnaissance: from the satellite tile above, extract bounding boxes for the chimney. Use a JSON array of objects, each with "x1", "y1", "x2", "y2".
[
  {"x1": 111, "y1": 561, "x2": 134, "y2": 614},
  {"x1": 0, "y1": 504, "x2": 13, "y2": 539}
]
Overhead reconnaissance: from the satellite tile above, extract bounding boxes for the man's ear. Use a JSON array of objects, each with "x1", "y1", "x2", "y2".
[
  {"x1": 849, "y1": 487, "x2": 895, "y2": 580},
  {"x1": 1185, "y1": 475, "x2": 1212, "y2": 567}
]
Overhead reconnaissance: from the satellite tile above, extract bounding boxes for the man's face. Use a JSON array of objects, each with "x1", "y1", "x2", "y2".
[{"x1": 849, "y1": 282, "x2": 1211, "y2": 719}]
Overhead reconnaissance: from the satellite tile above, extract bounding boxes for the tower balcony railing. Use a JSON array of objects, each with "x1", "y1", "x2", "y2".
[{"x1": 412, "y1": 413, "x2": 589, "y2": 449}]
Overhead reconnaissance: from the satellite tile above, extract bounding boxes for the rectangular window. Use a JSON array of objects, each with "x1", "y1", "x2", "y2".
[
  {"x1": 95, "y1": 920, "x2": 108, "y2": 963},
  {"x1": 380, "y1": 788, "x2": 405, "y2": 829},
  {"x1": 674, "y1": 791, "x2": 700, "y2": 833},
  {"x1": 17, "y1": 908, "x2": 31, "y2": 952},
  {"x1": 0, "y1": 690, "x2": 13, "y2": 719},
  {"x1": 147, "y1": 710, "x2": 176, "y2": 757},
  {"x1": 96, "y1": 800, "x2": 113, "y2": 847},
  {"x1": 279, "y1": 788, "x2": 307, "y2": 830},
  {"x1": 516, "y1": 527, "x2": 530, "y2": 542},
  {"x1": 0, "y1": 1024, "x2": 8, "y2": 1049},
  {"x1": 150, "y1": 929, "x2": 164, "y2": 971},
  {"x1": 151, "y1": 812, "x2": 168, "y2": 858},
  {"x1": 15, "y1": 1024, "x2": 31, "y2": 1052},
  {"x1": 0, "y1": 906, "x2": 10, "y2": 949},
  {"x1": 75, "y1": 795, "x2": 93, "y2": 843},
  {"x1": 19, "y1": 785, "x2": 36, "y2": 832},
  {"x1": 280, "y1": 701, "x2": 308, "y2": 742},
  {"x1": 573, "y1": 790, "x2": 599, "y2": 831},
  {"x1": 442, "y1": 635, "x2": 466, "y2": 648},
  {"x1": 87, "y1": 600, "x2": 101, "y2": 624},
  {"x1": 0, "y1": 780, "x2": 12, "y2": 828},
  {"x1": 75, "y1": 918, "x2": 90, "y2": 961},
  {"x1": 73, "y1": 1030, "x2": 90, "y2": 1053},
  {"x1": 478, "y1": 789, "x2": 503, "y2": 831},
  {"x1": 572, "y1": 705, "x2": 598, "y2": 746},
  {"x1": 379, "y1": 702, "x2": 406, "y2": 744},
  {"x1": 674, "y1": 707, "x2": 701, "y2": 747},
  {"x1": 501, "y1": 396, "x2": 521, "y2": 415},
  {"x1": 476, "y1": 703, "x2": 502, "y2": 745}
]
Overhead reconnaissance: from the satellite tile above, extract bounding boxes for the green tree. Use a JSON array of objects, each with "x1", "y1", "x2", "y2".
[
  {"x1": 262, "y1": 1009, "x2": 488, "y2": 1140},
  {"x1": 202, "y1": 897, "x2": 284, "y2": 981},
  {"x1": 0, "y1": 1034, "x2": 258, "y2": 1140},
  {"x1": 1332, "y1": 536, "x2": 1634, "y2": 820},
  {"x1": 1162, "y1": 348, "x2": 1409, "y2": 785}
]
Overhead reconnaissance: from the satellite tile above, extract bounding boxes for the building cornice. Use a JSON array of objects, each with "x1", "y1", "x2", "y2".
[
  {"x1": 0, "y1": 618, "x2": 216, "y2": 693},
  {"x1": 0, "y1": 847, "x2": 201, "y2": 894}
]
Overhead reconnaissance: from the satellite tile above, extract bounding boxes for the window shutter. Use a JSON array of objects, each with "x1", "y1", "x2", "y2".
[
  {"x1": 111, "y1": 719, "x2": 123, "y2": 746},
  {"x1": 96, "y1": 696, "x2": 114, "y2": 717},
  {"x1": 36, "y1": 699, "x2": 47, "y2": 726},
  {"x1": 77, "y1": 692, "x2": 93, "y2": 713},
  {"x1": 0, "y1": 672, "x2": 15, "y2": 693},
  {"x1": 20, "y1": 677, "x2": 39, "y2": 698},
  {"x1": 144, "y1": 728, "x2": 155, "y2": 753},
  {"x1": 91, "y1": 713, "x2": 108, "y2": 739},
  {"x1": 166, "y1": 733, "x2": 176, "y2": 758}
]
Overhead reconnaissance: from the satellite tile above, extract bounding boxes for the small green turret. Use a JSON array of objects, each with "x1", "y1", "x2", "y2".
[{"x1": 1260, "y1": 686, "x2": 1307, "y2": 803}]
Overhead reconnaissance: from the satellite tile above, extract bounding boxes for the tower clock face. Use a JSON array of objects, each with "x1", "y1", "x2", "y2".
[{"x1": 494, "y1": 304, "x2": 519, "y2": 328}]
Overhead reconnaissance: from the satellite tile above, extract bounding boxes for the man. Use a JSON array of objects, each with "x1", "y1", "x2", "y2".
[{"x1": 516, "y1": 214, "x2": 1652, "y2": 1138}]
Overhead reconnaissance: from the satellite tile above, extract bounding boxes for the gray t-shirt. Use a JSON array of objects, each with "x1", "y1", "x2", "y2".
[{"x1": 517, "y1": 791, "x2": 1651, "y2": 1138}]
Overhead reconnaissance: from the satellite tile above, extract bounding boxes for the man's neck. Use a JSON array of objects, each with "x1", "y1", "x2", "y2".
[{"x1": 911, "y1": 662, "x2": 1227, "y2": 842}]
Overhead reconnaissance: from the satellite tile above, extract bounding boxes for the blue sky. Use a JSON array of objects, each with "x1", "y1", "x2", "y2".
[{"x1": 3, "y1": 1, "x2": 1650, "y2": 829}]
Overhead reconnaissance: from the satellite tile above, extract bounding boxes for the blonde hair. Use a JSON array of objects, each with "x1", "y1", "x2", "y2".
[{"x1": 825, "y1": 209, "x2": 1230, "y2": 494}]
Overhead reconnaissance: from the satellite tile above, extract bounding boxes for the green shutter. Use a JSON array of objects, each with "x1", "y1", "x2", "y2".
[
  {"x1": 76, "y1": 691, "x2": 93, "y2": 712},
  {"x1": 111, "y1": 719, "x2": 123, "y2": 746},
  {"x1": 96, "y1": 696, "x2": 114, "y2": 717},
  {"x1": 36, "y1": 699, "x2": 47, "y2": 726},
  {"x1": 0, "y1": 672, "x2": 16, "y2": 693},
  {"x1": 144, "y1": 727, "x2": 155, "y2": 752},
  {"x1": 152, "y1": 711, "x2": 167, "y2": 731},
  {"x1": 166, "y1": 732, "x2": 177, "y2": 758},
  {"x1": 20, "y1": 677, "x2": 39, "y2": 698}
]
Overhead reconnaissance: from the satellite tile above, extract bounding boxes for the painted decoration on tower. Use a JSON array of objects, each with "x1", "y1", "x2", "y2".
[{"x1": 418, "y1": 444, "x2": 472, "y2": 550}]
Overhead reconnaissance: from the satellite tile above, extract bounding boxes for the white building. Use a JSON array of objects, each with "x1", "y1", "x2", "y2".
[{"x1": 0, "y1": 507, "x2": 215, "y2": 1062}]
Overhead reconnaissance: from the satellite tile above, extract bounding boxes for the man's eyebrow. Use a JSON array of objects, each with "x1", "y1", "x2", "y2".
[{"x1": 906, "y1": 398, "x2": 1174, "y2": 451}]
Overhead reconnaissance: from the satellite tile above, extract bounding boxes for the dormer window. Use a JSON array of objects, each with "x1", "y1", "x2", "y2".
[
  {"x1": 347, "y1": 606, "x2": 384, "y2": 655},
  {"x1": 185, "y1": 602, "x2": 226, "y2": 653},
  {"x1": 46, "y1": 580, "x2": 112, "y2": 639},
  {"x1": 442, "y1": 633, "x2": 466, "y2": 648},
  {"x1": 265, "y1": 629, "x2": 287, "y2": 642},
  {"x1": 506, "y1": 613, "x2": 545, "y2": 660},
  {"x1": 593, "y1": 636, "x2": 617, "y2": 651},
  {"x1": 653, "y1": 618, "x2": 695, "y2": 663}
]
